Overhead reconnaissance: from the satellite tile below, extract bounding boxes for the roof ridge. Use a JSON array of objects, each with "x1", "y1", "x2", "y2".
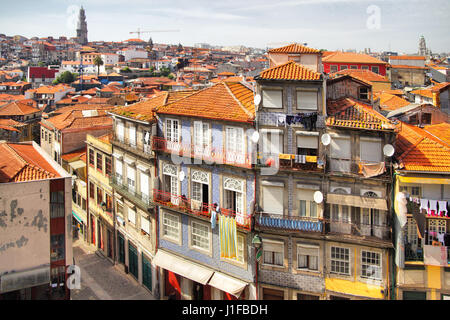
[{"x1": 223, "y1": 82, "x2": 253, "y2": 120}]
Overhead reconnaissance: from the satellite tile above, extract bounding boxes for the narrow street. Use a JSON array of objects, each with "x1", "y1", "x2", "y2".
[{"x1": 70, "y1": 240, "x2": 156, "y2": 300}]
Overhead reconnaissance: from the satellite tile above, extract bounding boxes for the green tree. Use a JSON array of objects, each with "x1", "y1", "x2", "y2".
[
  {"x1": 159, "y1": 66, "x2": 171, "y2": 77},
  {"x1": 168, "y1": 73, "x2": 175, "y2": 80},
  {"x1": 54, "y1": 71, "x2": 76, "y2": 84},
  {"x1": 93, "y1": 56, "x2": 104, "y2": 77},
  {"x1": 37, "y1": 61, "x2": 45, "y2": 67}
]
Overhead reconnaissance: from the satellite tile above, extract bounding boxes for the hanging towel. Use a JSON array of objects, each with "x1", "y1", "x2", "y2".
[
  {"x1": 438, "y1": 201, "x2": 448, "y2": 216},
  {"x1": 420, "y1": 199, "x2": 429, "y2": 214},
  {"x1": 359, "y1": 162, "x2": 386, "y2": 178},
  {"x1": 219, "y1": 215, "x2": 237, "y2": 259},
  {"x1": 437, "y1": 233, "x2": 445, "y2": 245},
  {"x1": 211, "y1": 209, "x2": 217, "y2": 229},
  {"x1": 429, "y1": 200, "x2": 438, "y2": 216}
]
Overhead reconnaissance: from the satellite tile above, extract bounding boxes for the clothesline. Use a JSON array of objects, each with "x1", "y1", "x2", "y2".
[{"x1": 409, "y1": 197, "x2": 448, "y2": 217}]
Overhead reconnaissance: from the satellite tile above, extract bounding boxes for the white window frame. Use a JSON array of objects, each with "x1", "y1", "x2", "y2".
[
  {"x1": 193, "y1": 120, "x2": 211, "y2": 157},
  {"x1": 296, "y1": 89, "x2": 318, "y2": 111},
  {"x1": 141, "y1": 214, "x2": 150, "y2": 235},
  {"x1": 361, "y1": 250, "x2": 381, "y2": 280},
  {"x1": 127, "y1": 166, "x2": 136, "y2": 193},
  {"x1": 190, "y1": 219, "x2": 211, "y2": 253},
  {"x1": 330, "y1": 246, "x2": 350, "y2": 276},
  {"x1": 128, "y1": 207, "x2": 136, "y2": 225},
  {"x1": 223, "y1": 177, "x2": 245, "y2": 224},
  {"x1": 162, "y1": 211, "x2": 180, "y2": 242},
  {"x1": 225, "y1": 126, "x2": 245, "y2": 164},
  {"x1": 297, "y1": 244, "x2": 319, "y2": 271},
  {"x1": 262, "y1": 239, "x2": 284, "y2": 267},
  {"x1": 262, "y1": 89, "x2": 283, "y2": 109},
  {"x1": 165, "y1": 118, "x2": 180, "y2": 152},
  {"x1": 128, "y1": 124, "x2": 136, "y2": 147}
]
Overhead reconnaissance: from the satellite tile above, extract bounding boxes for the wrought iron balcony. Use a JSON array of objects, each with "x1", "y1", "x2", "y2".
[
  {"x1": 325, "y1": 219, "x2": 391, "y2": 241},
  {"x1": 112, "y1": 133, "x2": 153, "y2": 158},
  {"x1": 327, "y1": 157, "x2": 392, "y2": 180},
  {"x1": 153, "y1": 188, "x2": 251, "y2": 231},
  {"x1": 256, "y1": 153, "x2": 325, "y2": 173},
  {"x1": 110, "y1": 175, "x2": 153, "y2": 211},
  {"x1": 152, "y1": 136, "x2": 252, "y2": 169},
  {"x1": 255, "y1": 213, "x2": 323, "y2": 233}
]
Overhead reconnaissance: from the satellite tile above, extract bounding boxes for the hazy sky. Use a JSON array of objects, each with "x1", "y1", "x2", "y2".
[{"x1": 1, "y1": 0, "x2": 449, "y2": 53}]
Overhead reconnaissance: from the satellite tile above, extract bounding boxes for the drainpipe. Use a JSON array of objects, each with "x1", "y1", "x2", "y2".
[
  {"x1": 86, "y1": 143, "x2": 91, "y2": 245},
  {"x1": 390, "y1": 171, "x2": 398, "y2": 300}
]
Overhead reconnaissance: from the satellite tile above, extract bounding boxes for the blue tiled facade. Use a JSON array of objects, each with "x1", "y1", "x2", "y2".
[{"x1": 156, "y1": 115, "x2": 257, "y2": 284}]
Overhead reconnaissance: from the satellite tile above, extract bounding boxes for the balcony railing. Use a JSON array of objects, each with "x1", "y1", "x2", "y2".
[
  {"x1": 327, "y1": 157, "x2": 391, "y2": 179},
  {"x1": 112, "y1": 133, "x2": 153, "y2": 158},
  {"x1": 325, "y1": 219, "x2": 391, "y2": 241},
  {"x1": 152, "y1": 136, "x2": 252, "y2": 169},
  {"x1": 256, "y1": 213, "x2": 323, "y2": 233},
  {"x1": 153, "y1": 189, "x2": 251, "y2": 230},
  {"x1": 110, "y1": 175, "x2": 153, "y2": 210},
  {"x1": 256, "y1": 153, "x2": 325, "y2": 173}
]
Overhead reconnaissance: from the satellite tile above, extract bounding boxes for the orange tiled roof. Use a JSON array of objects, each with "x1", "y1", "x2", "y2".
[
  {"x1": 61, "y1": 147, "x2": 86, "y2": 162},
  {"x1": 395, "y1": 122, "x2": 450, "y2": 172},
  {"x1": 155, "y1": 82, "x2": 255, "y2": 123},
  {"x1": 256, "y1": 61, "x2": 321, "y2": 81},
  {"x1": 0, "y1": 101, "x2": 41, "y2": 116},
  {"x1": 330, "y1": 69, "x2": 389, "y2": 83},
  {"x1": 43, "y1": 107, "x2": 113, "y2": 130},
  {"x1": 268, "y1": 43, "x2": 320, "y2": 54},
  {"x1": 326, "y1": 98, "x2": 396, "y2": 131},
  {"x1": 376, "y1": 92, "x2": 410, "y2": 111},
  {"x1": 111, "y1": 91, "x2": 169, "y2": 121},
  {"x1": 431, "y1": 82, "x2": 450, "y2": 93},
  {"x1": 323, "y1": 52, "x2": 387, "y2": 65},
  {"x1": 411, "y1": 89, "x2": 433, "y2": 98},
  {"x1": 423, "y1": 123, "x2": 450, "y2": 145},
  {"x1": 0, "y1": 142, "x2": 60, "y2": 183}
]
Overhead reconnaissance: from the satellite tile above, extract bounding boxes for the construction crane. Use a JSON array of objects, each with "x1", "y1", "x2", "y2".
[{"x1": 129, "y1": 28, "x2": 180, "y2": 39}]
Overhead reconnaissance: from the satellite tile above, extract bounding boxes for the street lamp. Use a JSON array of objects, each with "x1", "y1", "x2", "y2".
[{"x1": 251, "y1": 233, "x2": 262, "y2": 300}]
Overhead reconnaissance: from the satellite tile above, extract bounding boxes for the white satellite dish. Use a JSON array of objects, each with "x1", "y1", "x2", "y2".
[
  {"x1": 254, "y1": 94, "x2": 261, "y2": 106},
  {"x1": 313, "y1": 191, "x2": 323, "y2": 204},
  {"x1": 178, "y1": 171, "x2": 185, "y2": 182},
  {"x1": 251, "y1": 131, "x2": 260, "y2": 143},
  {"x1": 383, "y1": 144, "x2": 395, "y2": 157},
  {"x1": 321, "y1": 133, "x2": 331, "y2": 146}
]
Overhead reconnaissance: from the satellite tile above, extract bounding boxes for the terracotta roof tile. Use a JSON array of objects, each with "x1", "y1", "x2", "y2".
[
  {"x1": 395, "y1": 122, "x2": 450, "y2": 172},
  {"x1": 156, "y1": 82, "x2": 255, "y2": 123},
  {"x1": 0, "y1": 142, "x2": 60, "y2": 182},
  {"x1": 323, "y1": 52, "x2": 387, "y2": 65},
  {"x1": 0, "y1": 101, "x2": 41, "y2": 116},
  {"x1": 411, "y1": 89, "x2": 433, "y2": 98},
  {"x1": 326, "y1": 98, "x2": 396, "y2": 131},
  {"x1": 268, "y1": 43, "x2": 321, "y2": 54},
  {"x1": 376, "y1": 92, "x2": 411, "y2": 111},
  {"x1": 256, "y1": 61, "x2": 321, "y2": 81},
  {"x1": 330, "y1": 69, "x2": 389, "y2": 83}
]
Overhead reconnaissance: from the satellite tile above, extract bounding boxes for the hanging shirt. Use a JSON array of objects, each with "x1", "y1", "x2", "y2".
[
  {"x1": 438, "y1": 201, "x2": 448, "y2": 216},
  {"x1": 420, "y1": 199, "x2": 429, "y2": 214},
  {"x1": 429, "y1": 200, "x2": 438, "y2": 216}
]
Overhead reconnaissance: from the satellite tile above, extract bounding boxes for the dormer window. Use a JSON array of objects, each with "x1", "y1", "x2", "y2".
[{"x1": 359, "y1": 87, "x2": 369, "y2": 100}]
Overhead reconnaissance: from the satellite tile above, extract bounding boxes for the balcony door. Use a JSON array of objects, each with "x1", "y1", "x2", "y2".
[
  {"x1": 191, "y1": 170, "x2": 210, "y2": 212},
  {"x1": 223, "y1": 177, "x2": 244, "y2": 225},
  {"x1": 163, "y1": 163, "x2": 178, "y2": 206}
]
